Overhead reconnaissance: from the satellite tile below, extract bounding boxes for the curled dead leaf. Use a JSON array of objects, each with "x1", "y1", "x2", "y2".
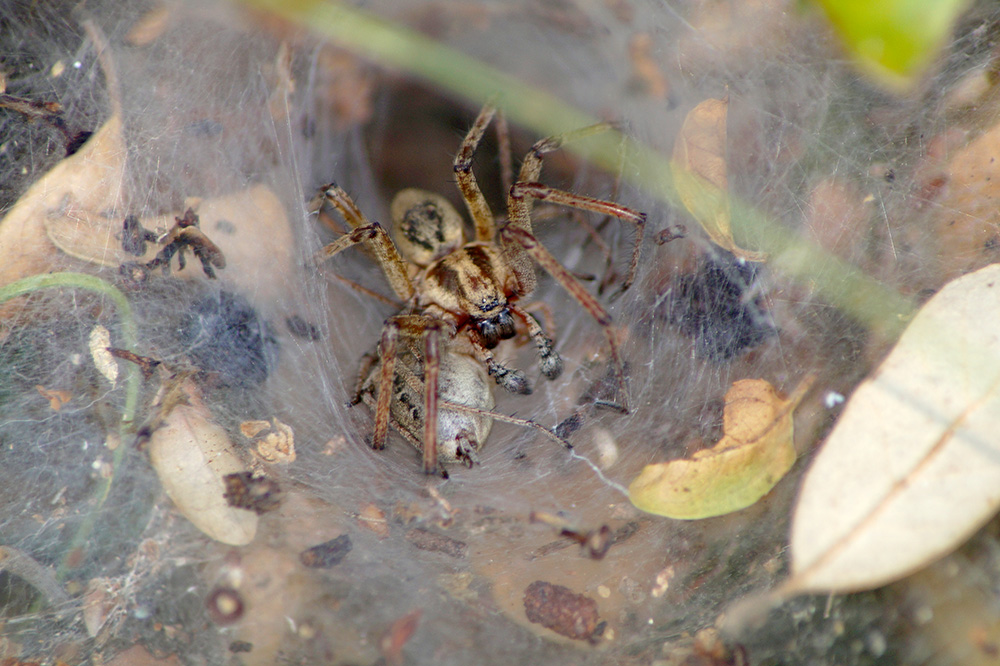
[
  {"x1": 629, "y1": 377, "x2": 811, "y2": 520},
  {"x1": 788, "y1": 263, "x2": 1000, "y2": 594},
  {"x1": 671, "y1": 97, "x2": 766, "y2": 262},
  {"x1": 241, "y1": 417, "x2": 296, "y2": 463},
  {"x1": 35, "y1": 385, "x2": 72, "y2": 412},
  {"x1": 148, "y1": 400, "x2": 258, "y2": 546}
]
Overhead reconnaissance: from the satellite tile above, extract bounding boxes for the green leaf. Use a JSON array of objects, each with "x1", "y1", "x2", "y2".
[{"x1": 816, "y1": 0, "x2": 969, "y2": 90}]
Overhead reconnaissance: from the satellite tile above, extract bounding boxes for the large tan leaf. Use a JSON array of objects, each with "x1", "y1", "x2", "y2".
[
  {"x1": 0, "y1": 22, "x2": 126, "y2": 288},
  {"x1": 789, "y1": 263, "x2": 1000, "y2": 593},
  {"x1": 671, "y1": 97, "x2": 767, "y2": 262},
  {"x1": 148, "y1": 402, "x2": 258, "y2": 546}
]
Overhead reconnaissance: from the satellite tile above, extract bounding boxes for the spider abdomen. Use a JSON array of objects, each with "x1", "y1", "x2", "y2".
[{"x1": 361, "y1": 346, "x2": 494, "y2": 465}]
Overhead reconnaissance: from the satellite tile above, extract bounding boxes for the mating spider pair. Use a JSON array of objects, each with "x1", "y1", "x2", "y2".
[{"x1": 314, "y1": 104, "x2": 646, "y2": 475}]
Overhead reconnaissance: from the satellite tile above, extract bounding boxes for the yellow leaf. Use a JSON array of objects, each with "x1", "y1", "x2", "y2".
[
  {"x1": 629, "y1": 378, "x2": 810, "y2": 520},
  {"x1": 671, "y1": 97, "x2": 767, "y2": 262}
]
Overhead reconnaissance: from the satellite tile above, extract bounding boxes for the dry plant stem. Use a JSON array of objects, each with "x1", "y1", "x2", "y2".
[
  {"x1": 0, "y1": 272, "x2": 141, "y2": 579},
  {"x1": 0, "y1": 546, "x2": 71, "y2": 608},
  {"x1": 240, "y1": 0, "x2": 915, "y2": 338}
]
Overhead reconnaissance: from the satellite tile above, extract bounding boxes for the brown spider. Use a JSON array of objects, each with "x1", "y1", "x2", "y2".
[{"x1": 316, "y1": 104, "x2": 646, "y2": 474}]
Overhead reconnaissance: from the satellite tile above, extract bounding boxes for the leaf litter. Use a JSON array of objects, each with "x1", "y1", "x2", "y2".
[
  {"x1": 787, "y1": 262, "x2": 1000, "y2": 594},
  {"x1": 629, "y1": 377, "x2": 812, "y2": 520}
]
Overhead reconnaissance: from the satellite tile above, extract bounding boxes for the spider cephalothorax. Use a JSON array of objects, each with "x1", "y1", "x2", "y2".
[{"x1": 315, "y1": 103, "x2": 646, "y2": 474}]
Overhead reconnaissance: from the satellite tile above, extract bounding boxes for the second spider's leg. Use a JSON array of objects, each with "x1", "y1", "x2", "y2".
[
  {"x1": 441, "y1": 399, "x2": 572, "y2": 450},
  {"x1": 501, "y1": 224, "x2": 630, "y2": 413},
  {"x1": 454, "y1": 104, "x2": 498, "y2": 242},
  {"x1": 314, "y1": 185, "x2": 415, "y2": 302},
  {"x1": 509, "y1": 303, "x2": 562, "y2": 380}
]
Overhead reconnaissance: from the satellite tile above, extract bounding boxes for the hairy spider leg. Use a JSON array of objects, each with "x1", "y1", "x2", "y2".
[
  {"x1": 371, "y1": 323, "x2": 399, "y2": 451},
  {"x1": 501, "y1": 216, "x2": 635, "y2": 413},
  {"x1": 507, "y1": 124, "x2": 647, "y2": 293},
  {"x1": 314, "y1": 184, "x2": 415, "y2": 302},
  {"x1": 453, "y1": 104, "x2": 499, "y2": 242},
  {"x1": 509, "y1": 303, "x2": 562, "y2": 380},
  {"x1": 440, "y1": 399, "x2": 572, "y2": 450},
  {"x1": 422, "y1": 320, "x2": 444, "y2": 474}
]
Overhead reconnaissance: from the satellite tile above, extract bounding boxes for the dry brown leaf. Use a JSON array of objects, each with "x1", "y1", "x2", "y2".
[
  {"x1": 0, "y1": 106, "x2": 126, "y2": 288},
  {"x1": 358, "y1": 503, "x2": 390, "y2": 539},
  {"x1": 671, "y1": 97, "x2": 767, "y2": 262},
  {"x1": 125, "y1": 5, "x2": 175, "y2": 46},
  {"x1": 788, "y1": 263, "x2": 1000, "y2": 594},
  {"x1": 148, "y1": 399, "x2": 258, "y2": 546},
  {"x1": 35, "y1": 385, "x2": 72, "y2": 412},
  {"x1": 932, "y1": 123, "x2": 1000, "y2": 282},
  {"x1": 629, "y1": 378, "x2": 809, "y2": 520},
  {"x1": 0, "y1": 22, "x2": 125, "y2": 288},
  {"x1": 241, "y1": 417, "x2": 296, "y2": 464}
]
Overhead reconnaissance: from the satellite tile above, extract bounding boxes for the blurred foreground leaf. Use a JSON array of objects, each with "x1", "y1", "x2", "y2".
[
  {"x1": 789, "y1": 263, "x2": 1000, "y2": 593},
  {"x1": 629, "y1": 378, "x2": 810, "y2": 520},
  {"x1": 671, "y1": 97, "x2": 766, "y2": 262},
  {"x1": 816, "y1": 0, "x2": 969, "y2": 90}
]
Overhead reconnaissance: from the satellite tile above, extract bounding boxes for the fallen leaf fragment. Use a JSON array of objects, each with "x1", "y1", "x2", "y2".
[
  {"x1": 35, "y1": 385, "x2": 72, "y2": 412},
  {"x1": 671, "y1": 97, "x2": 766, "y2": 262},
  {"x1": 241, "y1": 417, "x2": 296, "y2": 463},
  {"x1": 523, "y1": 581, "x2": 602, "y2": 641},
  {"x1": 147, "y1": 401, "x2": 258, "y2": 546},
  {"x1": 380, "y1": 609, "x2": 422, "y2": 666},
  {"x1": 789, "y1": 263, "x2": 1000, "y2": 594},
  {"x1": 358, "y1": 503, "x2": 390, "y2": 538},
  {"x1": 629, "y1": 378, "x2": 810, "y2": 520},
  {"x1": 300, "y1": 534, "x2": 353, "y2": 569}
]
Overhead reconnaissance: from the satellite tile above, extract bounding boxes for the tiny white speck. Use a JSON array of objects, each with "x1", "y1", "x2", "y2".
[
  {"x1": 73, "y1": 61, "x2": 82, "y2": 69},
  {"x1": 824, "y1": 391, "x2": 845, "y2": 408}
]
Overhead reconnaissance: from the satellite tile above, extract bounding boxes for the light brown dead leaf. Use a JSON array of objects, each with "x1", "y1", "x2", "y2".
[
  {"x1": 0, "y1": 21, "x2": 125, "y2": 289},
  {"x1": 671, "y1": 97, "x2": 767, "y2": 262},
  {"x1": 35, "y1": 385, "x2": 72, "y2": 412},
  {"x1": 629, "y1": 378, "x2": 810, "y2": 520},
  {"x1": 125, "y1": 5, "x2": 175, "y2": 46},
  {"x1": 358, "y1": 503, "x2": 389, "y2": 539},
  {"x1": 147, "y1": 383, "x2": 258, "y2": 546},
  {"x1": 931, "y1": 123, "x2": 1000, "y2": 282},
  {"x1": 241, "y1": 417, "x2": 296, "y2": 464},
  {"x1": 788, "y1": 263, "x2": 1000, "y2": 594}
]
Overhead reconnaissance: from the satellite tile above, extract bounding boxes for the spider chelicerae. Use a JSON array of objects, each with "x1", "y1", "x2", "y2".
[{"x1": 314, "y1": 103, "x2": 646, "y2": 475}]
